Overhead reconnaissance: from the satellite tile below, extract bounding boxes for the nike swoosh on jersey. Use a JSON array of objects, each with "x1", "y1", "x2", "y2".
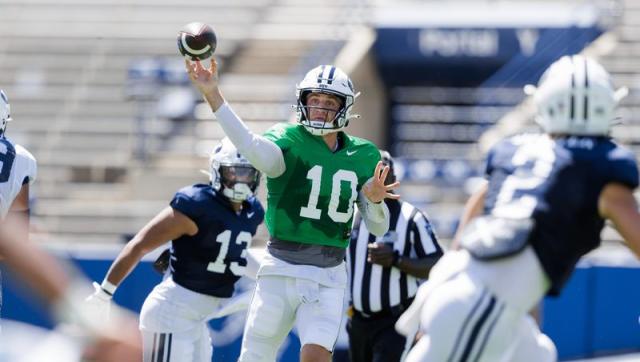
[
  {"x1": 346, "y1": 150, "x2": 357, "y2": 156},
  {"x1": 247, "y1": 212, "x2": 255, "y2": 218}
]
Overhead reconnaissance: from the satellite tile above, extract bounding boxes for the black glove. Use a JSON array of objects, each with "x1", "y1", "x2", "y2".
[{"x1": 153, "y1": 248, "x2": 171, "y2": 274}]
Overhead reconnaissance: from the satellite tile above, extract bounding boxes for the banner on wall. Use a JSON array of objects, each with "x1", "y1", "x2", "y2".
[{"x1": 374, "y1": 26, "x2": 603, "y2": 87}]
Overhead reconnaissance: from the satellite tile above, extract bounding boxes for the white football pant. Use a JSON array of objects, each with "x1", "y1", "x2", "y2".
[
  {"x1": 238, "y1": 274, "x2": 346, "y2": 362},
  {"x1": 139, "y1": 277, "x2": 231, "y2": 362},
  {"x1": 404, "y1": 248, "x2": 556, "y2": 362}
]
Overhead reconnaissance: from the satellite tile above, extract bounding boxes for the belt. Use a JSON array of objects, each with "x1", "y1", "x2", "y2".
[{"x1": 352, "y1": 298, "x2": 415, "y2": 320}]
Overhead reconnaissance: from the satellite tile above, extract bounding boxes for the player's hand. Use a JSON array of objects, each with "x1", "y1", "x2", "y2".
[
  {"x1": 185, "y1": 57, "x2": 220, "y2": 96},
  {"x1": 367, "y1": 242, "x2": 395, "y2": 267},
  {"x1": 362, "y1": 161, "x2": 400, "y2": 203},
  {"x1": 85, "y1": 282, "x2": 112, "y2": 322}
]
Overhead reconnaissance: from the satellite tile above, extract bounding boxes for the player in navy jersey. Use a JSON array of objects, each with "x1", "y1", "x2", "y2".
[
  {"x1": 86, "y1": 138, "x2": 264, "y2": 362},
  {"x1": 396, "y1": 55, "x2": 640, "y2": 362}
]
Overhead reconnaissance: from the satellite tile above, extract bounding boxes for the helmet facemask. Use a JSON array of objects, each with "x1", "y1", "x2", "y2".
[
  {"x1": 209, "y1": 138, "x2": 261, "y2": 203},
  {"x1": 298, "y1": 90, "x2": 352, "y2": 136},
  {"x1": 218, "y1": 164, "x2": 260, "y2": 203}
]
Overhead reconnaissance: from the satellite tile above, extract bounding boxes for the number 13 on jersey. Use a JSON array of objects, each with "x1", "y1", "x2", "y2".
[
  {"x1": 207, "y1": 230, "x2": 251, "y2": 276},
  {"x1": 299, "y1": 165, "x2": 358, "y2": 223}
]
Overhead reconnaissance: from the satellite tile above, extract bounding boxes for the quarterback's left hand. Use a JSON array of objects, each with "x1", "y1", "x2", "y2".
[{"x1": 362, "y1": 161, "x2": 400, "y2": 203}]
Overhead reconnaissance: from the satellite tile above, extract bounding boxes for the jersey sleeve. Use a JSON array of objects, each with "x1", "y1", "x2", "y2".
[
  {"x1": 356, "y1": 141, "x2": 382, "y2": 189},
  {"x1": 365, "y1": 143, "x2": 382, "y2": 174},
  {"x1": 169, "y1": 187, "x2": 205, "y2": 222},
  {"x1": 607, "y1": 146, "x2": 639, "y2": 189}
]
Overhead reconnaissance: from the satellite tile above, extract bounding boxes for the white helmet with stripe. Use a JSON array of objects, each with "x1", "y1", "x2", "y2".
[
  {"x1": 1, "y1": 89, "x2": 12, "y2": 137},
  {"x1": 209, "y1": 138, "x2": 261, "y2": 203},
  {"x1": 295, "y1": 65, "x2": 359, "y2": 136},
  {"x1": 526, "y1": 55, "x2": 628, "y2": 136}
]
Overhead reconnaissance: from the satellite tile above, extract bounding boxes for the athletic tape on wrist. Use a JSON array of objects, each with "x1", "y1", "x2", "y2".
[{"x1": 100, "y1": 280, "x2": 117, "y2": 296}]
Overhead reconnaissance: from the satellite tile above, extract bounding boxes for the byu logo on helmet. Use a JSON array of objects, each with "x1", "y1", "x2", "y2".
[
  {"x1": 209, "y1": 138, "x2": 261, "y2": 202},
  {"x1": 295, "y1": 65, "x2": 360, "y2": 136},
  {"x1": 526, "y1": 55, "x2": 628, "y2": 136}
]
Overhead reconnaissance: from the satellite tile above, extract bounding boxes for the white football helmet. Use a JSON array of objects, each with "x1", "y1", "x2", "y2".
[
  {"x1": 1, "y1": 89, "x2": 12, "y2": 136},
  {"x1": 527, "y1": 55, "x2": 628, "y2": 136},
  {"x1": 209, "y1": 138, "x2": 260, "y2": 203},
  {"x1": 295, "y1": 65, "x2": 359, "y2": 136}
]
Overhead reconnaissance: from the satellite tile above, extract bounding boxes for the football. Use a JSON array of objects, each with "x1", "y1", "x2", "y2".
[{"x1": 177, "y1": 22, "x2": 217, "y2": 60}]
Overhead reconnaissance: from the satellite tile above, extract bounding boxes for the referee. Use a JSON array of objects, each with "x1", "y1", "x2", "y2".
[{"x1": 346, "y1": 150, "x2": 443, "y2": 362}]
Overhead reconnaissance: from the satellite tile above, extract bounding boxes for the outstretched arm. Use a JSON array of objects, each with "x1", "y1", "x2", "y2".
[
  {"x1": 101, "y1": 207, "x2": 197, "y2": 292},
  {"x1": 185, "y1": 58, "x2": 285, "y2": 178},
  {"x1": 599, "y1": 182, "x2": 640, "y2": 259}
]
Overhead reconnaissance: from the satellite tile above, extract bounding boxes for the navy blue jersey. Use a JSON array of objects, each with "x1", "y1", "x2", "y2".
[
  {"x1": 483, "y1": 134, "x2": 638, "y2": 295},
  {"x1": 169, "y1": 184, "x2": 264, "y2": 297}
]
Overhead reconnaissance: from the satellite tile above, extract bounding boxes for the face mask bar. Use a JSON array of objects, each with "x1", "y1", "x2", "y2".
[
  {"x1": 298, "y1": 90, "x2": 349, "y2": 132},
  {"x1": 300, "y1": 104, "x2": 346, "y2": 127}
]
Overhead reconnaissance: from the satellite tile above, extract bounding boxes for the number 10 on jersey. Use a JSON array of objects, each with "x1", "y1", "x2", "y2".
[{"x1": 300, "y1": 165, "x2": 358, "y2": 223}]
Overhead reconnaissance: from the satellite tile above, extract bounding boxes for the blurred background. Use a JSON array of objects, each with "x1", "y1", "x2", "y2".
[{"x1": 1, "y1": 0, "x2": 640, "y2": 360}]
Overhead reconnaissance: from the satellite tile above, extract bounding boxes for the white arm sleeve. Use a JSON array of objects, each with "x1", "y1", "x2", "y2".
[
  {"x1": 214, "y1": 103, "x2": 286, "y2": 178},
  {"x1": 356, "y1": 191, "x2": 390, "y2": 237}
]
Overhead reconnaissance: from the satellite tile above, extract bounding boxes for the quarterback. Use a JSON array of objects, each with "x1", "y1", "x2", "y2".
[{"x1": 186, "y1": 59, "x2": 399, "y2": 362}]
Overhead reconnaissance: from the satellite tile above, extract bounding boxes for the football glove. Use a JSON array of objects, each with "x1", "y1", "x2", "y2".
[
  {"x1": 152, "y1": 248, "x2": 171, "y2": 275},
  {"x1": 84, "y1": 282, "x2": 113, "y2": 322}
]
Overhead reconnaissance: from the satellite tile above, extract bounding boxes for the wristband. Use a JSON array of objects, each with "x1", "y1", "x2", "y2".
[{"x1": 100, "y1": 280, "x2": 117, "y2": 296}]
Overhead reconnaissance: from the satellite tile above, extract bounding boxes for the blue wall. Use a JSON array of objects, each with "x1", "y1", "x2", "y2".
[
  {"x1": 542, "y1": 266, "x2": 640, "y2": 360},
  {"x1": 374, "y1": 26, "x2": 603, "y2": 87},
  {"x1": 3, "y1": 257, "x2": 640, "y2": 361}
]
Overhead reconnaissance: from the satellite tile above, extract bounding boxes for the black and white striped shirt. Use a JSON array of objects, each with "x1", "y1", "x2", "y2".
[{"x1": 347, "y1": 199, "x2": 442, "y2": 314}]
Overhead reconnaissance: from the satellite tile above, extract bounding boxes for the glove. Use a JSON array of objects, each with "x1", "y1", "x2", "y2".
[
  {"x1": 152, "y1": 248, "x2": 171, "y2": 275},
  {"x1": 84, "y1": 282, "x2": 113, "y2": 323}
]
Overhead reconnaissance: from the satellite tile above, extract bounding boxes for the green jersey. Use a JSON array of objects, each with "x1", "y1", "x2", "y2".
[{"x1": 263, "y1": 123, "x2": 381, "y2": 248}]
